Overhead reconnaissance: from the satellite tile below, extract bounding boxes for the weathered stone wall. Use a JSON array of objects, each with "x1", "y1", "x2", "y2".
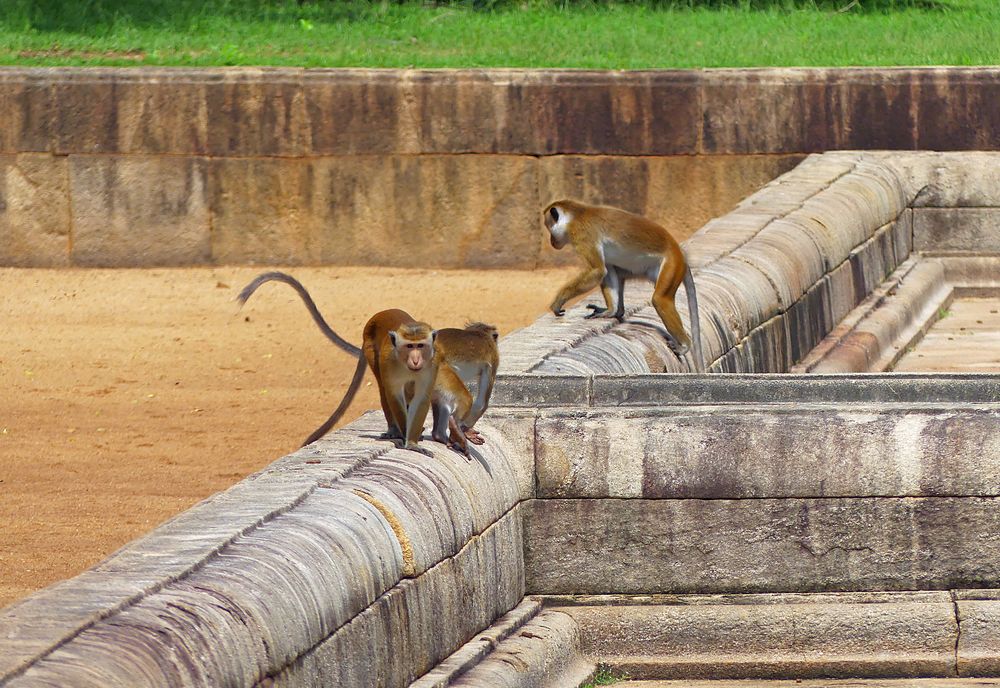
[
  {"x1": 5, "y1": 67, "x2": 1000, "y2": 268},
  {"x1": 6, "y1": 152, "x2": 1000, "y2": 687},
  {"x1": 0, "y1": 413, "x2": 535, "y2": 687}
]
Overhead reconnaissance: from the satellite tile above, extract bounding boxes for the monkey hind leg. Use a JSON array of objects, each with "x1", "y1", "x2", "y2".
[
  {"x1": 446, "y1": 416, "x2": 472, "y2": 459},
  {"x1": 651, "y1": 286, "x2": 692, "y2": 359}
]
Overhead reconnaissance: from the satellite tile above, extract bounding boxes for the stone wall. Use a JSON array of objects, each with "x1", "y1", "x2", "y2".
[
  {"x1": 6, "y1": 67, "x2": 1000, "y2": 268},
  {"x1": 6, "y1": 152, "x2": 1000, "y2": 686}
]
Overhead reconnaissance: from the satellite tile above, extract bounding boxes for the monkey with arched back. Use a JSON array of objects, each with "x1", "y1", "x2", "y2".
[
  {"x1": 237, "y1": 272, "x2": 498, "y2": 455},
  {"x1": 542, "y1": 200, "x2": 705, "y2": 373}
]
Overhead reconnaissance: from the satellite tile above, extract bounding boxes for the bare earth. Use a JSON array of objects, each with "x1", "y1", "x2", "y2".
[{"x1": 0, "y1": 266, "x2": 573, "y2": 609}]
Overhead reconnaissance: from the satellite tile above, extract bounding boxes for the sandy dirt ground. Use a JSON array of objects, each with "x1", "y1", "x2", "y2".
[{"x1": 0, "y1": 266, "x2": 574, "y2": 609}]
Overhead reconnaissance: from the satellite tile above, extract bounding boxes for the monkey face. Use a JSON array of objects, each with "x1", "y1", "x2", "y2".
[{"x1": 390, "y1": 331, "x2": 435, "y2": 372}]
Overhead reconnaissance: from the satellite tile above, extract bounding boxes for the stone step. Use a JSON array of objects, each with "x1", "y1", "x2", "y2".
[
  {"x1": 549, "y1": 591, "x2": 1000, "y2": 681},
  {"x1": 411, "y1": 602, "x2": 594, "y2": 688}
]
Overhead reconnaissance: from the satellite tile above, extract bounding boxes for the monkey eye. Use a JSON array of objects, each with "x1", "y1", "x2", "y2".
[{"x1": 549, "y1": 207, "x2": 559, "y2": 221}]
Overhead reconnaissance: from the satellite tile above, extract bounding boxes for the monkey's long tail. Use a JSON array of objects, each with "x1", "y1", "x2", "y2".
[
  {"x1": 237, "y1": 271, "x2": 362, "y2": 357},
  {"x1": 301, "y1": 354, "x2": 367, "y2": 447},
  {"x1": 683, "y1": 267, "x2": 706, "y2": 373}
]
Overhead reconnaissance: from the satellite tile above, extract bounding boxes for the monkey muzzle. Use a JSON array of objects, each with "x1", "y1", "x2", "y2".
[{"x1": 406, "y1": 352, "x2": 426, "y2": 371}]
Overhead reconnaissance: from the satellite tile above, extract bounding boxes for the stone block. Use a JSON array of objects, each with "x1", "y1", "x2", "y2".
[
  {"x1": 882, "y1": 152, "x2": 1000, "y2": 207},
  {"x1": 785, "y1": 275, "x2": 836, "y2": 364},
  {"x1": 0, "y1": 154, "x2": 70, "y2": 267},
  {"x1": 113, "y1": 70, "x2": 211, "y2": 155},
  {"x1": 309, "y1": 155, "x2": 541, "y2": 269},
  {"x1": 69, "y1": 155, "x2": 210, "y2": 266},
  {"x1": 701, "y1": 69, "x2": 838, "y2": 154},
  {"x1": 526, "y1": 71, "x2": 700, "y2": 155},
  {"x1": 533, "y1": 407, "x2": 1000, "y2": 500},
  {"x1": 267, "y1": 510, "x2": 525, "y2": 688},
  {"x1": 302, "y1": 69, "x2": 405, "y2": 155},
  {"x1": 591, "y1": 372, "x2": 1000, "y2": 406},
  {"x1": 204, "y1": 69, "x2": 310, "y2": 157},
  {"x1": 915, "y1": 69, "x2": 1000, "y2": 151},
  {"x1": 914, "y1": 208, "x2": 1000, "y2": 253},
  {"x1": 957, "y1": 596, "x2": 1000, "y2": 676},
  {"x1": 834, "y1": 70, "x2": 917, "y2": 150},
  {"x1": 558, "y1": 593, "x2": 956, "y2": 679},
  {"x1": 207, "y1": 157, "x2": 320, "y2": 265},
  {"x1": 696, "y1": 257, "x2": 781, "y2": 333},
  {"x1": 51, "y1": 69, "x2": 121, "y2": 154},
  {"x1": 491, "y1": 375, "x2": 590, "y2": 408},
  {"x1": 524, "y1": 497, "x2": 1000, "y2": 595},
  {"x1": 742, "y1": 313, "x2": 791, "y2": 373},
  {"x1": 411, "y1": 598, "x2": 543, "y2": 688},
  {"x1": 0, "y1": 70, "x2": 52, "y2": 153}
]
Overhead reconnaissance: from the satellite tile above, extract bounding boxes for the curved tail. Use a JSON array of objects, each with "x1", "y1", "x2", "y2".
[
  {"x1": 238, "y1": 270, "x2": 367, "y2": 445},
  {"x1": 237, "y1": 271, "x2": 362, "y2": 357},
  {"x1": 301, "y1": 354, "x2": 367, "y2": 447},
  {"x1": 683, "y1": 267, "x2": 705, "y2": 373}
]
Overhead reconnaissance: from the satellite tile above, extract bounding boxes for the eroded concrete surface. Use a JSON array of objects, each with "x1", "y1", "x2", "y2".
[{"x1": 896, "y1": 297, "x2": 1000, "y2": 373}]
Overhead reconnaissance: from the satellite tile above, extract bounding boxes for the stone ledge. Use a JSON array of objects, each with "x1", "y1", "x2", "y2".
[
  {"x1": 533, "y1": 406, "x2": 1000, "y2": 499},
  {"x1": 0, "y1": 411, "x2": 530, "y2": 687},
  {"x1": 4, "y1": 68, "x2": 1000, "y2": 157},
  {"x1": 554, "y1": 592, "x2": 958, "y2": 680}
]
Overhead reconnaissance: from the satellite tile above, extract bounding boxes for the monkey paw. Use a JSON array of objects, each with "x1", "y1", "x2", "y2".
[
  {"x1": 464, "y1": 429, "x2": 486, "y2": 446},
  {"x1": 551, "y1": 308, "x2": 566, "y2": 317},
  {"x1": 401, "y1": 443, "x2": 434, "y2": 457},
  {"x1": 584, "y1": 305, "x2": 608, "y2": 319}
]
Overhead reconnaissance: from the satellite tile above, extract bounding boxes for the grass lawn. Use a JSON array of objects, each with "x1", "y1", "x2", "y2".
[{"x1": 0, "y1": 0, "x2": 997, "y2": 68}]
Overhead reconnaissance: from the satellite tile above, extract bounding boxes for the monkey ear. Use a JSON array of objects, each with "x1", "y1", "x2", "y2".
[
  {"x1": 492, "y1": 332, "x2": 499, "y2": 342},
  {"x1": 550, "y1": 207, "x2": 559, "y2": 222},
  {"x1": 431, "y1": 330, "x2": 438, "y2": 343},
  {"x1": 388, "y1": 331, "x2": 398, "y2": 347}
]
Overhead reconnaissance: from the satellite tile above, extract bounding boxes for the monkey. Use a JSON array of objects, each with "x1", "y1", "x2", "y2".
[
  {"x1": 543, "y1": 199, "x2": 705, "y2": 373},
  {"x1": 430, "y1": 322, "x2": 500, "y2": 455},
  {"x1": 237, "y1": 272, "x2": 498, "y2": 456},
  {"x1": 238, "y1": 272, "x2": 438, "y2": 455}
]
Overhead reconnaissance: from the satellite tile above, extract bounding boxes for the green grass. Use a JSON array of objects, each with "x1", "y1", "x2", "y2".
[
  {"x1": 0, "y1": 0, "x2": 998, "y2": 68},
  {"x1": 581, "y1": 664, "x2": 629, "y2": 687}
]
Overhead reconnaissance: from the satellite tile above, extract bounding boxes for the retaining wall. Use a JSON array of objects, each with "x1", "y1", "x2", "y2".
[
  {"x1": 5, "y1": 152, "x2": 1000, "y2": 686},
  {"x1": 6, "y1": 67, "x2": 1000, "y2": 269}
]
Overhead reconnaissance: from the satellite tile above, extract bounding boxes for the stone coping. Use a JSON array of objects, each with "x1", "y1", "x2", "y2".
[
  {"x1": 493, "y1": 372, "x2": 1000, "y2": 407},
  {"x1": 4, "y1": 67, "x2": 1000, "y2": 156}
]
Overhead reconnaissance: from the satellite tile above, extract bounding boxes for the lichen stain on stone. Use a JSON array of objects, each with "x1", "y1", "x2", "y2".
[{"x1": 353, "y1": 489, "x2": 416, "y2": 578}]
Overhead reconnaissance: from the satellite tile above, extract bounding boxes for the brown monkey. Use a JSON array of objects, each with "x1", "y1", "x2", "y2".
[
  {"x1": 430, "y1": 323, "x2": 500, "y2": 455},
  {"x1": 238, "y1": 272, "x2": 498, "y2": 455},
  {"x1": 238, "y1": 272, "x2": 438, "y2": 455},
  {"x1": 543, "y1": 199, "x2": 704, "y2": 372}
]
